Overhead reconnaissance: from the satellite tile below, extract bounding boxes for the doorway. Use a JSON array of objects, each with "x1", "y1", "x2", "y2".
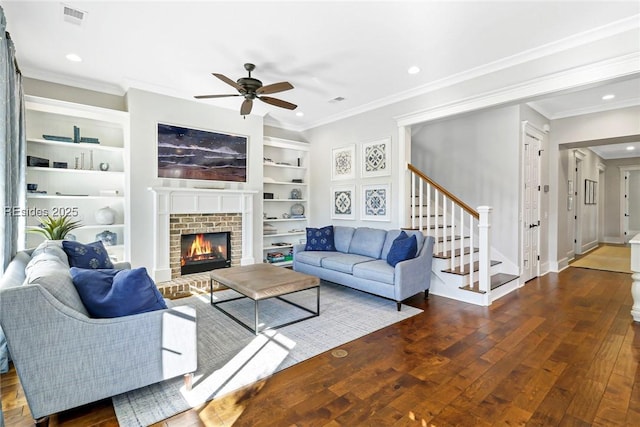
[
  {"x1": 622, "y1": 167, "x2": 640, "y2": 242},
  {"x1": 521, "y1": 122, "x2": 542, "y2": 283}
]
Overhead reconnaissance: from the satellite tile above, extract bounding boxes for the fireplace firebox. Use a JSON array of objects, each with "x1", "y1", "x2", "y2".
[{"x1": 180, "y1": 232, "x2": 231, "y2": 275}]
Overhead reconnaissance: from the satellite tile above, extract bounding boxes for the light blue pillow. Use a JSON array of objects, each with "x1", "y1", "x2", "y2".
[
  {"x1": 386, "y1": 232, "x2": 417, "y2": 267},
  {"x1": 305, "y1": 225, "x2": 336, "y2": 251},
  {"x1": 70, "y1": 267, "x2": 167, "y2": 318},
  {"x1": 63, "y1": 240, "x2": 114, "y2": 269}
]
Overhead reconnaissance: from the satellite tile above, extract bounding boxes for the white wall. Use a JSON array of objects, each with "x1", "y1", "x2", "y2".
[
  {"x1": 410, "y1": 106, "x2": 521, "y2": 267},
  {"x1": 125, "y1": 89, "x2": 264, "y2": 271}
]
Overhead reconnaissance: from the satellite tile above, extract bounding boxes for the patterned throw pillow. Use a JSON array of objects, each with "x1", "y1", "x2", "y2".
[
  {"x1": 62, "y1": 240, "x2": 114, "y2": 269},
  {"x1": 305, "y1": 225, "x2": 336, "y2": 251},
  {"x1": 386, "y1": 232, "x2": 418, "y2": 267}
]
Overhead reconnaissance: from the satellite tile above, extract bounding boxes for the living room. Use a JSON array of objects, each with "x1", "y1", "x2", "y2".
[{"x1": 1, "y1": 1, "x2": 640, "y2": 426}]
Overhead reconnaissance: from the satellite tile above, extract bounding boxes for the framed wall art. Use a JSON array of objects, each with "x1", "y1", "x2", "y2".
[
  {"x1": 331, "y1": 144, "x2": 356, "y2": 180},
  {"x1": 331, "y1": 185, "x2": 355, "y2": 220},
  {"x1": 361, "y1": 183, "x2": 390, "y2": 221},
  {"x1": 361, "y1": 138, "x2": 390, "y2": 178},
  {"x1": 157, "y1": 123, "x2": 248, "y2": 183}
]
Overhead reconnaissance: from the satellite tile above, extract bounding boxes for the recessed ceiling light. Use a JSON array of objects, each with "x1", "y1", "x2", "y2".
[
  {"x1": 65, "y1": 53, "x2": 82, "y2": 62},
  {"x1": 407, "y1": 66, "x2": 420, "y2": 75},
  {"x1": 296, "y1": 112, "x2": 304, "y2": 117},
  {"x1": 602, "y1": 94, "x2": 615, "y2": 101},
  {"x1": 626, "y1": 146, "x2": 635, "y2": 151}
]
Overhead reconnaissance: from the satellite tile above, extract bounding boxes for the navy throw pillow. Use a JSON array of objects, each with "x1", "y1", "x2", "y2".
[
  {"x1": 387, "y1": 233, "x2": 418, "y2": 267},
  {"x1": 305, "y1": 225, "x2": 336, "y2": 251},
  {"x1": 62, "y1": 240, "x2": 114, "y2": 269},
  {"x1": 70, "y1": 267, "x2": 167, "y2": 318}
]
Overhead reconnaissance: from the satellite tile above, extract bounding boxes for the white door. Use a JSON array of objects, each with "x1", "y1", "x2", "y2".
[
  {"x1": 522, "y1": 132, "x2": 540, "y2": 282},
  {"x1": 625, "y1": 170, "x2": 640, "y2": 242}
]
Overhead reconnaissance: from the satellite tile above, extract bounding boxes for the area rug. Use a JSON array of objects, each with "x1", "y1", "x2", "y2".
[
  {"x1": 571, "y1": 245, "x2": 632, "y2": 273},
  {"x1": 112, "y1": 281, "x2": 422, "y2": 426}
]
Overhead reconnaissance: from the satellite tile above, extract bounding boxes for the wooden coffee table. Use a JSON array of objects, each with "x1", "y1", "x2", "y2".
[{"x1": 210, "y1": 263, "x2": 320, "y2": 334}]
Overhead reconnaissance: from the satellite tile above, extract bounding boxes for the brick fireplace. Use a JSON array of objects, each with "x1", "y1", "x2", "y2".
[{"x1": 149, "y1": 187, "x2": 257, "y2": 296}]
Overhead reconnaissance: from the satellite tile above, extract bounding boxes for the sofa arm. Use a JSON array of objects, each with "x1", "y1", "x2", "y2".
[
  {"x1": 112, "y1": 261, "x2": 131, "y2": 270},
  {"x1": 393, "y1": 236, "x2": 435, "y2": 301},
  {"x1": 0, "y1": 284, "x2": 197, "y2": 419},
  {"x1": 293, "y1": 243, "x2": 306, "y2": 256}
]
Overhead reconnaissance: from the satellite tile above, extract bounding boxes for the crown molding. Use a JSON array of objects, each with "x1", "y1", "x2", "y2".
[
  {"x1": 21, "y1": 66, "x2": 125, "y2": 96},
  {"x1": 395, "y1": 52, "x2": 640, "y2": 127},
  {"x1": 300, "y1": 14, "x2": 640, "y2": 131},
  {"x1": 528, "y1": 97, "x2": 640, "y2": 120}
]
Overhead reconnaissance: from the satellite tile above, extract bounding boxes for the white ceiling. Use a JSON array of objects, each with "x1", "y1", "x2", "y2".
[{"x1": 3, "y1": 1, "x2": 640, "y2": 140}]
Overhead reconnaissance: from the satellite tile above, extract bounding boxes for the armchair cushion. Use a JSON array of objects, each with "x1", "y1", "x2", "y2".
[
  {"x1": 70, "y1": 267, "x2": 167, "y2": 318},
  {"x1": 63, "y1": 240, "x2": 114, "y2": 269}
]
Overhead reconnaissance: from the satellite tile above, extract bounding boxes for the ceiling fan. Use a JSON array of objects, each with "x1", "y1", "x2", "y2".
[{"x1": 194, "y1": 63, "x2": 297, "y2": 115}]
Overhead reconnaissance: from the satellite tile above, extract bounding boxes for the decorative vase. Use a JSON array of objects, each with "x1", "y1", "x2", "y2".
[
  {"x1": 96, "y1": 230, "x2": 117, "y2": 246},
  {"x1": 95, "y1": 206, "x2": 116, "y2": 225}
]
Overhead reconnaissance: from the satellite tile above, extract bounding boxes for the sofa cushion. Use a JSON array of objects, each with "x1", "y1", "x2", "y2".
[
  {"x1": 24, "y1": 249, "x2": 89, "y2": 316},
  {"x1": 30, "y1": 240, "x2": 69, "y2": 267},
  {"x1": 387, "y1": 233, "x2": 418, "y2": 267},
  {"x1": 295, "y1": 251, "x2": 332, "y2": 267},
  {"x1": 352, "y1": 259, "x2": 395, "y2": 285},
  {"x1": 333, "y1": 226, "x2": 355, "y2": 253},
  {"x1": 321, "y1": 253, "x2": 376, "y2": 274},
  {"x1": 63, "y1": 240, "x2": 114, "y2": 269},
  {"x1": 348, "y1": 227, "x2": 387, "y2": 259},
  {"x1": 380, "y1": 230, "x2": 426, "y2": 260},
  {"x1": 70, "y1": 267, "x2": 167, "y2": 318},
  {"x1": 305, "y1": 226, "x2": 336, "y2": 251}
]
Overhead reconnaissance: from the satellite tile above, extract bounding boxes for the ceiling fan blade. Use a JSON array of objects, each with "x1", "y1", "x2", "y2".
[
  {"x1": 212, "y1": 73, "x2": 244, "y2": 92},
  {"x1": 258, "y1": 96, "x2": 297, "y2": 110},
  {"x1": 256, "y1": 81, "x2": 294, "y2": 95},
  {"x1": 194, "y1": 94, "x2": 241, "y2": 99},
  {"x1": 240, "y1": 99, "x2": 253, "y2": 115}
]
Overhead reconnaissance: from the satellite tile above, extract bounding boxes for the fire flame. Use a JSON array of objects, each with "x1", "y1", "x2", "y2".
[{"x1": 187, "y1": 234, "x2": 212, "y2": 257}]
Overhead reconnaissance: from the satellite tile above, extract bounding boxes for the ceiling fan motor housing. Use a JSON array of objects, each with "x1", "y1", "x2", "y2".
[{"x1": 237, "y1": 77, "x2": 263, "y2": 95}]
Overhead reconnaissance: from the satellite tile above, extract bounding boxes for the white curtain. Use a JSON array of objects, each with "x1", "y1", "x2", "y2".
[{"x1": 0, "y1": 5, "x2": 26, "y2": 273}]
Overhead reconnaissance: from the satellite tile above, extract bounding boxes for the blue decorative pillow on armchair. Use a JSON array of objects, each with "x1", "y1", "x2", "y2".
[
  {"x1": 305, "y1": 225, "x2": 336, "y2": 251},
  {"x1": 70, "y1": 267, "x2": 167, "y2": 318},
  {"x1": 387, "y1": 231, "x2": 418, "y2": 267},
  {"x1": 62, "y1": 240, "x2": 114, "y2": 269}
]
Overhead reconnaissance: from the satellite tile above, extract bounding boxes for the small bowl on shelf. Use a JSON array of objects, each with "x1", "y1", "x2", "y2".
[{"x1": 27, "y1": 183, "x2": 38, "y2": 192}]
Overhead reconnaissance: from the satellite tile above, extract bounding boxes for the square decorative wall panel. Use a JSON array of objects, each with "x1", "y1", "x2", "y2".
[
  {"x1": 331, "y1": 185, "x2": 355, "y2": 220},
  {"x1": 361, "y1": 183, "x2": 390, "y2": 221},
  {"x1": 331, "y1": 144, "x2": 356, "y2": 180},
  {"x1": 361, "y1": 138, "x2": 390, "y2": 178}
]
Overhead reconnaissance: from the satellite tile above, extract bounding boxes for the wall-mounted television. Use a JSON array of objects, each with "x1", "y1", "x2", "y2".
[{"x1": 157, "y1": 123, "x2": 247, "y2": 182}]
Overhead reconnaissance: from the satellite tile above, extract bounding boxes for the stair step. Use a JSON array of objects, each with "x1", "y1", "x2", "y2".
[
  {"x1": 442, "y1": 260, "x2": 501, "y2": 275},
  {"x1": 433, "y1": 247, "x2": 479, "y2": 259},
  {"x1": 459, "y1": 273, "x2": 520, "y2": 294}
]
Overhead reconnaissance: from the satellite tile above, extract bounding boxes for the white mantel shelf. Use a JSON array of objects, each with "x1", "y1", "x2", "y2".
[{"x1": 149, "y1": 187, "x2": 258, "y2": 282}]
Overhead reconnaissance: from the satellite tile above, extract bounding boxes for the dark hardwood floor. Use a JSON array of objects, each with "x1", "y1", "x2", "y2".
[{"x1": 2, "y1": 267, "x2": 639, "y2": 426}]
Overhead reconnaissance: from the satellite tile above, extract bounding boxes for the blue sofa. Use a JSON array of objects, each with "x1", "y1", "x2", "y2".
[
  {"x1": 0, "y1": 241, "x2": 197, "y2": 426},
  {"x1": 293, "y1": 226, "x2": 434, "y2": 310}
]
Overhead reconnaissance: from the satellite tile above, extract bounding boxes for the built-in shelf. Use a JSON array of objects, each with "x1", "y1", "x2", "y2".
[
  {"x1": 26, "y1": 194, "x2": 124, "y2": 200},
  {"x1": 263, "y1": 162, "x2": 306, "y2": 170},
  {"x1": 264, "y1": 180, "x2": 307, "y2": 186},
  {"x1": 263, "y1": 232, "x2": 305, "y2": 238},
  {"x1": 263, "y1": 244, "x2": 296, "y2": 250},
  {"x1": 78, "y1": 224, "x2": 125, "y2": 230},
  {"x1": 263, "y1": 218, "x2": 307, "y2": 222},
  {"x1": 266, "y1": 260, "x2": 293, "y2": 267},
  {"x1": 27, "y1": 138, "x2": 124, "y2": 153},
  {"x1": 263, "y1": 199, "x2": 308, "y2": 202},
  {"x1": 27, "y1": 166, "x2": 124, "y2": 175}
]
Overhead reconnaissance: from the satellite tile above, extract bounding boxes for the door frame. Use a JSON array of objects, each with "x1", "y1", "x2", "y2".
[
  {"x1": 520, "y1": 121, "x2": 544, "y2": 281},
  {"x1": 620, "y1": 165, "x2": 640, "y2": 243},
  {"x1": 573, "y1": 149, "x2": 586, "y2": 255}
]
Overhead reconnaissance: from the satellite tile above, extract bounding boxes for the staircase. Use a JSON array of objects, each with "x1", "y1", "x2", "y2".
[{"x1": 407, "y1": 164, "x2": 520, "y2": 306}]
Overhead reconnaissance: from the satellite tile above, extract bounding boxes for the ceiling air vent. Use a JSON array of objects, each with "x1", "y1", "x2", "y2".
[
  {"x1": 62, "y1": 4, "x2": 87, "y2": 25},
  {"x1": 329, "y1": 96, "x2": 346, "y2": 104}
]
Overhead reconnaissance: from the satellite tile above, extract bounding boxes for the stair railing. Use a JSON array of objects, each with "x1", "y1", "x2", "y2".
[{"x1": 408, "y1": 164, "x2": 492, "y2": 293}]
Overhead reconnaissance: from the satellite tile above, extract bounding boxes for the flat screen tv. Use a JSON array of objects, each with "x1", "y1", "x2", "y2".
[{"x1": 157, "y1": 123, "x2": 247, "y2": 182}]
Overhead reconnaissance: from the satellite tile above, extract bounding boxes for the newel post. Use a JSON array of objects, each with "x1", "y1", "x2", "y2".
[
  {"x1": 478, "y1": 206, "x2": 492, "y2": 295},
  {"x1": 630, "y1": 233, "x2": 640, "y2": 322}
]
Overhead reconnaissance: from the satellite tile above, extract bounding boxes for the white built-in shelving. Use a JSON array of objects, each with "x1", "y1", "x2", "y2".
[
  {"x1": 262, "y1": 137, "x2": 310, "y2": 267},
  {"x1": 24, "y1": 95, "x2": 130, "y2": 261}
]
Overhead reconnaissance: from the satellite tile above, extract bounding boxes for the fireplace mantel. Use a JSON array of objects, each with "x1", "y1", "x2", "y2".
[{"x1": 149, "y1": 187, "x2": 257, "y2": 282}]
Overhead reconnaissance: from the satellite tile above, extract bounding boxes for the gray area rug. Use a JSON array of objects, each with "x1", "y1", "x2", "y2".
[{"x1": 112, "y1": 281, "x2": 422, "y2": 426}]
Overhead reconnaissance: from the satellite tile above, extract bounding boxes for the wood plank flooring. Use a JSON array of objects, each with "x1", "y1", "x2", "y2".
[{"x1": 2, "y1": 267, "x2": 638, "y2": 426}]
